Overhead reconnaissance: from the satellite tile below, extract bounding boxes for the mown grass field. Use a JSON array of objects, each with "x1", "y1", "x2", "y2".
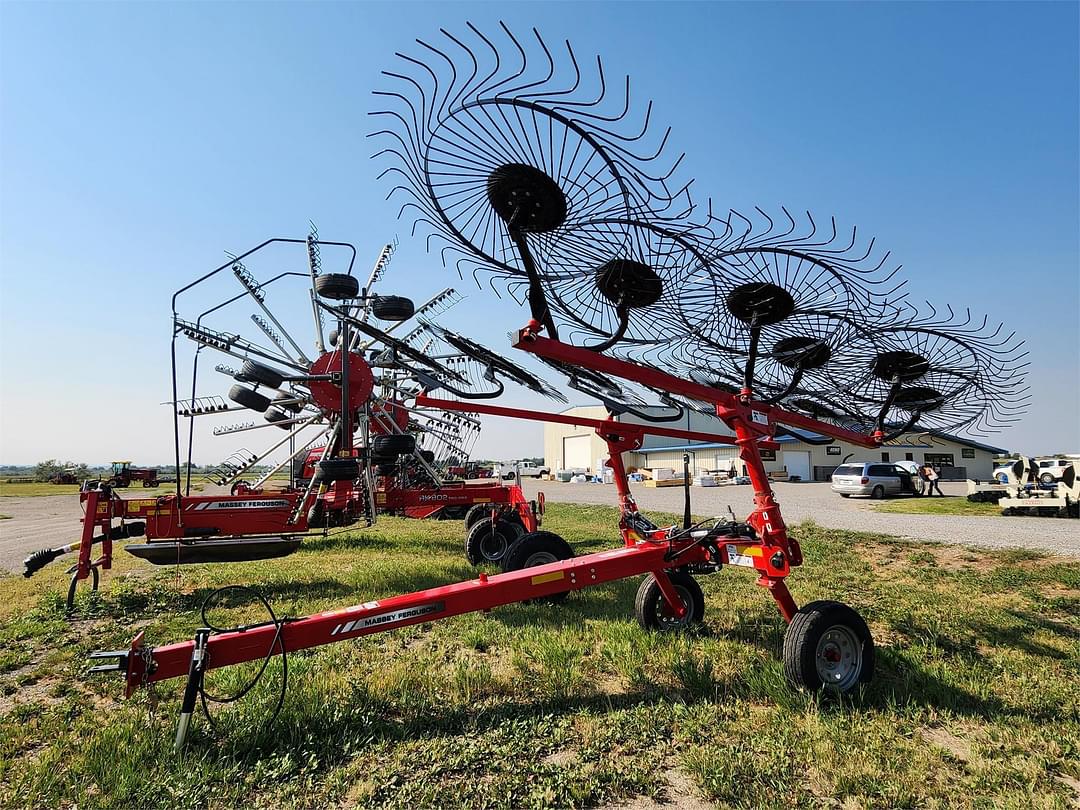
[
  {"x1": 872, "y1": 496, "x2": 1002, "y2": 517},
  {"x1": 0, "y1": 482, "x2": 203, "y2": 498},
  {"x1": 1, "y1": 503, "x2": 1078, "y2": 809}
]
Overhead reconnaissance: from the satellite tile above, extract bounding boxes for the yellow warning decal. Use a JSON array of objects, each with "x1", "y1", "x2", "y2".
[
  {"x1": 125, "y1": 500, "x2": 157, "y2": 511},
  {"x1": 744, "y1": 546, "x2": 763, "y2": 557},
  {"x1": 531, "y1": 571, "x2": 565, "y2": 586},
  {"x1": 376, "y1": 494, "x2": 387, "y2": 504}
]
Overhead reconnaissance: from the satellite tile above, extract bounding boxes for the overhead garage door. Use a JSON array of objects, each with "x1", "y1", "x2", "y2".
[
  {"x1": 563, "y1": 435, "x2": 592, "y2": 471},
  {"x1": 783, "y1": 451, "x2": 811, "y2": 482}
]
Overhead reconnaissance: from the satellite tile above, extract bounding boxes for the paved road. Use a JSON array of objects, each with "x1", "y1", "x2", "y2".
[
  {"x1": 0, "y1": 495, "x2": 85, "y2": 574},
  {"x1": 1, "y1": 482, "x2": 1077, "y2": 574},
  {"x1": 519, "y1": 479, "x2": 1080, "y2": 558}
]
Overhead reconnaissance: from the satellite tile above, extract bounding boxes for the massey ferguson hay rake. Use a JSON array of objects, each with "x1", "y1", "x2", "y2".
[
  {"x1": 23, "y1": 230, "x2": 559, "y2": 608},
  {"x1": 88, "y1": 23, "x2": 1028, "y2": 748}
]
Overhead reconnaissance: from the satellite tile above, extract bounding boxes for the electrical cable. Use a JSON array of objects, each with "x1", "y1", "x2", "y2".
[{"x1": 197, "y1": 585, "x2": 288, "y2": 739}]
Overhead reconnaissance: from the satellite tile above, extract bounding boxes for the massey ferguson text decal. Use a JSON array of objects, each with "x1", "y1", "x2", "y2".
[
  {"x1": 330, "y1": 601, "x2": 445, "y2": 636},
  {"x1": 185, "y1": 499, "x2": 290, "y2": 511}
]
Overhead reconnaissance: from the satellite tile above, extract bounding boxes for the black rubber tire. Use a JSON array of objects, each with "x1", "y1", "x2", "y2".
[
  {"x1": 500, "y1": 531, "x2": 574, "y2": 603},
  {"x1": 782, "y1": 600, "x2": 875, "y2": 693},
  {"x1": 314, "y1": 273, "x2": 359, "y2": 300},
  {"x1": 315, "y1": 458, "x2": 359, "y2": 483},
  {"x1": 465, "y1": 516, "x2": 524, "y2": 566},
  {"x1": 307, "y1": 503, "x2": 326, "y2": 528},
  {"x1": 328, "y1": 328, "x2": 340, "y2": 346},
  {"x1": 1039, "y1": 473, "x2": 1055, "y2": 484},
  {"x1": 371, "y1": 295, "x2": 415, "y2": 321},
  {"x1": 263, "y1": 408, "x2": 293, "y2": 429},
  {"x1": 228, "y1": 384, "x2": 271, "y2": 413},
  {"x1": 273, "y1": 392, "x2": 304, "y2": 414},
  {"x1": 634, "y1": 571, "x2": 705, "y2": 632},
  {"x1": 419, "y1": 449, "x2": 436, "y2": 464},
  {"x1": 871, "y1": 486, "x2": 884, "y2": 500},
  {"x1": 372, "y1": 434, "x2": 416, "y2": 457},
  {"x1": 375, "y1": 463, "x2": 397, "y2": 476},
  {"x1": 464, "y1": 503, "x2": 492, "y2": 531},
  {"x1": 240, "y1": 359, "x2": 285, "y2": 389},
  {"x1": 230, "y1": 481, "x2": 251, "y2": 496}
]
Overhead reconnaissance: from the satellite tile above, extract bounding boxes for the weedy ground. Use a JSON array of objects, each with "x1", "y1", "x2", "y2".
[
  {"x1": 872, "y1": 496, "x2": 1002, "y2": 517},
  {"x1": 1, "y1": 504, "x2": 1077, "y2": 809}
]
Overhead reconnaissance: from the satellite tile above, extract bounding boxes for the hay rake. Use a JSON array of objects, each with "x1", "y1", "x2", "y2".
[{"x1": 87, "y1": 23, "x2": 1028, "y2": 750}]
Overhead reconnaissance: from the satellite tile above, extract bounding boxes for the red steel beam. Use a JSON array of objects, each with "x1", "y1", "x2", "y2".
[
  {"x1": 130, "y1": 540, "x2": 710, "y2": 689},
  {"x1": 513, "y1": 331, "x2": 881, "y2": 449}
]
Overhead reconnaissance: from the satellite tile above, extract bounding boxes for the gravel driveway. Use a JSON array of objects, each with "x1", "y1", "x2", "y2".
[
  {"x1": 520, "y1": 479, "x2": 1080, "y2": 557},
  {"x1": 2, "y1": 482, "x2": 1077, "y2": 575}
]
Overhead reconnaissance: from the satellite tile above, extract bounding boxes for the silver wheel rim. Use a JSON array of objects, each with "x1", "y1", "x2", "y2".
[
  {"x1": 653, "y1": 584, "x2": 694, "y2": 631},
  {"x1": 815, "y1": 624, "x2": 862, "y2": 690},
  {"x1": 480, "y1": 530, "x2": 508, "y2": 561},
  {"x1": 525, "y1": 551, "x2": 558, "y2": 567}
]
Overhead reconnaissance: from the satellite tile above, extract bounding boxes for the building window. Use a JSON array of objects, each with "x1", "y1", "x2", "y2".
[
  {"x1": 905, "y1": 452, "x2": 914, "y2": 461},
  {"x1": 925, "y1": 453, "x2": 954, "y2": 467},
  {"x1": 881, "y1": 452, "x2": 890, "y2": 462},
  {"x1": 961, "y1": 448, "x2": 976, "y2": 459},
  {"x1": 759, "y1": 448, "x2": 776, "y2": 461},
  {"x1": 826, "y1": 445, "x2": 841, "y2": 456}
]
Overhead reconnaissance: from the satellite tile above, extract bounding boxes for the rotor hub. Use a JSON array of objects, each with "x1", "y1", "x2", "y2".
[
  {"x1": 893, "y1": 385, "x2": 946, "y2": 411},
  {"x1": 486, "y1": 163, "x2": 568, "y2": 233},
  {"x1": 871, "y1": 350, "x2": 930, "y2": 382},
  {"x1": 725, "y1": 283, "x2": 796, "y2": 326},
  {"x1": 595, "y1": 259, "x2": 663, "y2": 309},
  {"x1": 307, "y1": 351, "x2": 374, "y2": 412},
  {"x1": 772, "y1": 336, "x2": 832, "y2": 370}
]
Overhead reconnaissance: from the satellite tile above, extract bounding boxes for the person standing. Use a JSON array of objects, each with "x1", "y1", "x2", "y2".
[
  {"x1": 916, "y1": 464, "x2": 929, "y2": 496},
  {"x1": 925, "y1": 464, "x2": 944, "y2": 496}
]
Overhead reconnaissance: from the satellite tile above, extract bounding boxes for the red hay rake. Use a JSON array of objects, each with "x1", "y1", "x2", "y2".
[{"x1": 86, "y1": 23, "x2": 1027, "y2": 749}]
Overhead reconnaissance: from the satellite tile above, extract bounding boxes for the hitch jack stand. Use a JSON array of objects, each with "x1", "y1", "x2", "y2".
[{"x1": 175, "y1": 628, "x2": 210, "y2": 751}]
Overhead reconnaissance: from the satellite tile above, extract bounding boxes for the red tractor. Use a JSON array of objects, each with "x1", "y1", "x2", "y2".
[{"x1": 107, "y1": 461, "x2": 160, "y2": 488}]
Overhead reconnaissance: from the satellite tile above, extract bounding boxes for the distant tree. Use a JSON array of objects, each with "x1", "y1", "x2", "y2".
[{"x1": 33, "y1": 460, "x2": 63, "y2": 482}]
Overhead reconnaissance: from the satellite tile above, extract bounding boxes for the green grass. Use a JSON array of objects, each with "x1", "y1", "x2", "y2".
[
  {"x1": 0, "y1": 482, "x2": 203, "y2": 497},
  {"x1": 1, "y1": 504, "x2": 1078, "y2": 809},
  {"x1": 873, "y1": 496, "x2": 1002, "y2": 517}
]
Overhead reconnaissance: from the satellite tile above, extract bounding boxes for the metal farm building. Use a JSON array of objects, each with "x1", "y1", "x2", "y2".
[{"x1": 543, "y1": 406, "x2": 1006, "y2": 482}]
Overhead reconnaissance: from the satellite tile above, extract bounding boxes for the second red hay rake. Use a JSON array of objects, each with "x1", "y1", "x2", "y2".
[{"x1": 88, "y1": 22, "x2": 1028, "y2": 749}]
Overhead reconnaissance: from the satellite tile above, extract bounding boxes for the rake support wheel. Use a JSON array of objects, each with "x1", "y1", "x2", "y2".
[
  {"x1": 228, "y1": 384, "x2": 271, "y2": 414},
  {"x1": 782, "y1": 600, "x2": 874, "y2": 693},
  {"x1": 634, "y1": 571, "x2": 705, "y2": 631},
  {"x1": 500, "y1": 531, "x2": 574, "y2": 603},
  {"x1": 314, "y1": 273, "x2": 360, "y2": 300}
]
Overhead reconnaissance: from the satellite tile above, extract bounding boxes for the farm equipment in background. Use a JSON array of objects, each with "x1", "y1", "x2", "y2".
[
  {"x1": 49, "y1": 468, "x2": 81, "y2": 485},
  {"x1": 106, "y1": 461, "x2": 160, "y2": 488},
  {"x1": 84, "y1": 24, "x2": 1030, "y2": 750},
  {"x1": 22, "y1": 232, "x2": 565, "y2": 608},
  {"x1": 966, "y1": 459, "x2": 1022, "y2": 503},
  {"x1": 997, "y1": 457, "x2": 1080, "y2": 517}
]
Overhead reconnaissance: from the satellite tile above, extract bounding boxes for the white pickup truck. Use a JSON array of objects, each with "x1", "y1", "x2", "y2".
[{"x1": 498, "y1": 460, "x2": 550, "y2": 480}]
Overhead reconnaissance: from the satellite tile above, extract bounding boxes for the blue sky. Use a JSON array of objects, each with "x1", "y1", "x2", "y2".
[{"x1": 1, "y1": 1, "x2": 1077, "y2": 465}]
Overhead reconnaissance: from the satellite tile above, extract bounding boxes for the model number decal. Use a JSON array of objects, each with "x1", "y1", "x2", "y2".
[
  {"x1": 330, "y1": 601, "x2": 444, "y2": 635},
  {"x1": 751, "y1": 410, "x2": 769, "y2": 425}
]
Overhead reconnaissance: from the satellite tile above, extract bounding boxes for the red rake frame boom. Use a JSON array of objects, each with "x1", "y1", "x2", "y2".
[{"x1": 90, "y1": 317, "x2": 882, "y2": 748}]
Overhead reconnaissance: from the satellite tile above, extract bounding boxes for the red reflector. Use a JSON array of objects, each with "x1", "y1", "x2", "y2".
[{"x1": 860, "y1": 477, "x2": 869, "y2": 484}]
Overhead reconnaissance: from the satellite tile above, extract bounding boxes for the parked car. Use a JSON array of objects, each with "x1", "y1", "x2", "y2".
[
  {"x1": 831, "y1": 462, "x2": 919, "y2": 499},
  {"x1": 498, "y1": 460, "x2": 550, "y2": 480},
  {"x1": 1035, "y1": 458, "x2": 1073, "y2": 484}
]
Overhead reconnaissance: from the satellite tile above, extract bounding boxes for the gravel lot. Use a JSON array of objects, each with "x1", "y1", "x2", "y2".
[
  {"x1": 520, "y1": 479, "x2": 1080, "y2": 557},
  {"x1": 1, "y1": 481, "x2": 1077, "y2": 575}
]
